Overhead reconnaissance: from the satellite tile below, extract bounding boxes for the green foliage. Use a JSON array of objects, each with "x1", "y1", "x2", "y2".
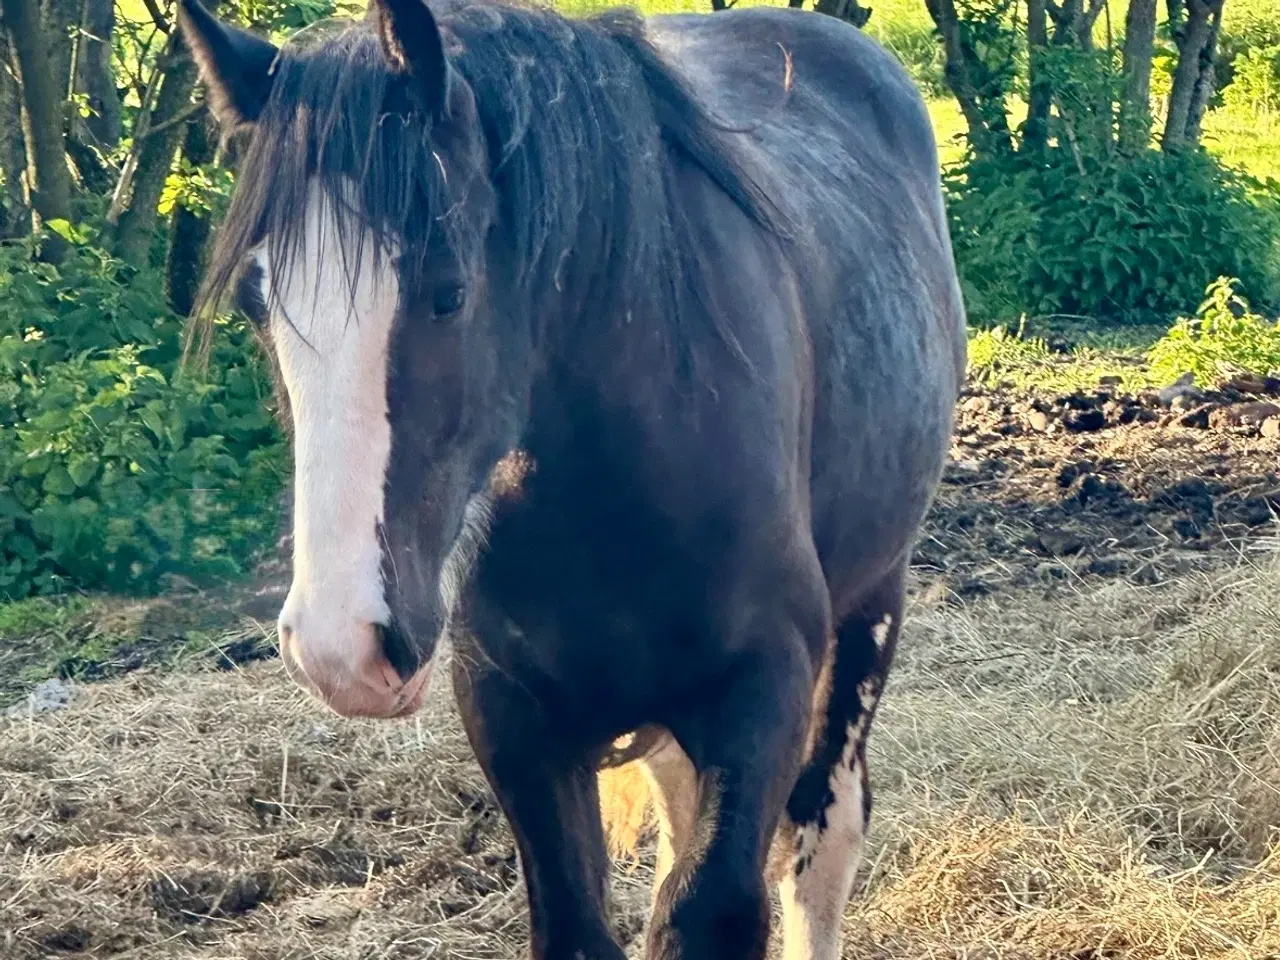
[
  {"x1": 966, "y1": 320, "x2": 1150, "y2": 393},
  {"x1": 1220, "y1": 0, "x2": 1280, "y2": 102},
  {"x1": 967, "y1": 320, "x2": 1052, "y2": 378},
  {"x1": 0, "y1": 235, "x2": 287, "y2": 600},
  {"x1": 159, "y1": 158, "x2": 236, "y2": 219},
  {"x1": 0, "y1": 594, "x2": 93, "y2": 639},
  {"x1": 946, "y1": 148, "x2": 1280, "y2": 327},
  {"x1": 1222, "y1": 44, "x2": 1280, "y2": 116},
  {"x1": 871, "y1": 18, "x2": 948, "y2": 96},
  {"x1": 1148, "y1": 277, "x2": 1280, "y2": 388},
  {"x1": 237, "y1": 0, "x2": 367, "y2": 34}
]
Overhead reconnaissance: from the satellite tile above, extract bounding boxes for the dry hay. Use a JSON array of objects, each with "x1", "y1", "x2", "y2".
[
  {"x1": 1, "y1": 542, "x2": 1278, "y2": 959},
  {"x1": 845, "y1": 815, "x2": 1280, "y2": 959}
]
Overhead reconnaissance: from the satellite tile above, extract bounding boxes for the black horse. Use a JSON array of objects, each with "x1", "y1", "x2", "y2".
[{"x1": 177, "y1": 0, "x2": 965, "y2": 955}]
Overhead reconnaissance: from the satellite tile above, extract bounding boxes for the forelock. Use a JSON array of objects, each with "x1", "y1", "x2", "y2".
[{"x1": 195, "y1": 20, "x2": 454, "y2": 335}]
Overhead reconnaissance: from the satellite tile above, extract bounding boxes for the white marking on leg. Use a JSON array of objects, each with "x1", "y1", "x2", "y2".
[
  {"x1": 856, "y1": 676, "x2": 882, "y2": 720},
  {"x1": 779, "y1": 721, "x2": 868, "y2": 960},
  {"x1": 870, "y1": 613, "x2": 893, "y2": 651}
]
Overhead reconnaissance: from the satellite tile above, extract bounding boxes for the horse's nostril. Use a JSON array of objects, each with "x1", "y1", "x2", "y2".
[{"x1": 377, "y1": 620, "x2": 420, "y2": 681}]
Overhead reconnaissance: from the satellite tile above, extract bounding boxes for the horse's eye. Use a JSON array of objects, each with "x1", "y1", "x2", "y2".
[
  {"x1": 433, "y1": 284, "x2": 466, "y2": 319},
  {"x1": 234, "y1": 262, "x2": 268, "y2": 326}
]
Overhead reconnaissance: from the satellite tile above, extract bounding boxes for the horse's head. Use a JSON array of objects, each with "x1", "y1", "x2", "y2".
[{"x1": 178, "y1": 0, "x2": 516, "y2": 718}]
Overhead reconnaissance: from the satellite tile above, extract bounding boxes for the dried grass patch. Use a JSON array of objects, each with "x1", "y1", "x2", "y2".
[
  {"x1": 1, "y1": 543, "x2": 1277, "y2": 958},
  {"x1": 845, "y1": 815, "x2": 1280, "y2": 960}
]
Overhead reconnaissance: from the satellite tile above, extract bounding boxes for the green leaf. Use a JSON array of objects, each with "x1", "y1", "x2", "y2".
[
  {"x1": 20, "y1": 452, "x2": 53, "y2": 478},
  {"x1": 139, "y1": 406, "x2": 165, "y2": 441},
  {"x1": 44, "y1": 219, "x2": 83, "y2": 244},
  {"x1": 43, "y1": 466, "x2": 77, "y2": 497},
  {"x1": 68, "y1": 456, "x2": 99, "y2": 488},
  {"x1": 0, "y1": 492, "x2": 28, "y2": 519}
]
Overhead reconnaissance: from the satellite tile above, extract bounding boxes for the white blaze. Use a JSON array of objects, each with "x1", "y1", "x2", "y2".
[{"x1": 268, "y1": 181, "x2": 400, "y2": 680}]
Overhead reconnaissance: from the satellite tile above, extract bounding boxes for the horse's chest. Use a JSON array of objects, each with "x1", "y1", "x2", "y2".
[{"x1": 461, "y1": 492, "x2": 723, "y2": 713}]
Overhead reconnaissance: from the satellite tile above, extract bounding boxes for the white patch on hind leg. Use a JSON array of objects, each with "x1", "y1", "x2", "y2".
[
  {"x1": 779, "y1": 721, "x2": 868, "y2": 960},
  {"x1": 870, "y1": 613, "x2": 893, "y2": 651}
]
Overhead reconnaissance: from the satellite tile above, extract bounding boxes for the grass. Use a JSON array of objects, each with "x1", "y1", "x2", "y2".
[
  {"x1": 0, "y1": 589, "x2": 276, "y2": 708},
  {"x1": 1, "y1": 543, "x2": 1277, "y2": 958},
  {"x1": 964, "y1": 276, "x2": 1280, "y2": 394},
  {"x1": 837, "y1": 550, "x2": 1280, "y2": 957},
  {"x1": 964, "y1": 325, "x2": 1155, "y2": 394}
]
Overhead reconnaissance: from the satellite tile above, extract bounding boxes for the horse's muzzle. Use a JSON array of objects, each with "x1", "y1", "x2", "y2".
[{"x1": 278, "y1": 618, "x2": 432, "y2": 719}]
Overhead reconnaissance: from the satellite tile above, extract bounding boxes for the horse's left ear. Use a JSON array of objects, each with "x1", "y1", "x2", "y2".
[{"x1": 368, "y1": 0, "x2": 451, "y2": 120}]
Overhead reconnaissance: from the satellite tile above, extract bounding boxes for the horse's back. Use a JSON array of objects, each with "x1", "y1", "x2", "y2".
[
  {"x1": 650, "y1": 8, "x2": 966, "y2": 614},
  {"x1": 648, "y1": 7, "x2": 945, "y2": 223}
]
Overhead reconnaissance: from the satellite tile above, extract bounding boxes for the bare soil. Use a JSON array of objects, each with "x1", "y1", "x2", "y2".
[
  {"x1": 923, "y1": 376, "x2": 1280, "y2": 599},
  {"x1": 1, "y1": 380, "x2": 1278, "y2": 960}
]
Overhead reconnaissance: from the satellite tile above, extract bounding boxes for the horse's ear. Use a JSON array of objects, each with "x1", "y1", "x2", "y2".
[
  {"x1": 368, "y1": 0, "x2": 451, "y2": 120},
  {"x1": 176, "y1": 0, "x2": 279, "y2": 129}
]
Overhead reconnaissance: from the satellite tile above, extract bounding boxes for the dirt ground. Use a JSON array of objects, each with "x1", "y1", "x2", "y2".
[{"x1": 1, "y1": 380, "x2": 1278, "y2": 960}]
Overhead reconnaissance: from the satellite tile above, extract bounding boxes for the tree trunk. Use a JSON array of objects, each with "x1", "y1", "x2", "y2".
[
  {"x1": 1024, "y1": 0, "x2": 1051, "y2": 154},
  {"x1": 73, "y1": 0, "x2": 120, "y2": 150},
  {"x1": 925, "y1": 0, "x2": 1013, "y2": 157},
  {"x1": 2, "y1": 0, "x2": 74, "y2": 254},
  {"x1": 1077, "y1": 0, "x2": 1107, "y2": 49},
  {"x1": 110, "y1": 32, "x2": 204, "y2": 264},
  {"x1": 1050, "y1": 0, "x2": 1084, "y2": 45},
  {"x1": 1162, "y1": 0, "x2": 1218, "y2": 151},
  {"x1": 41, "y1": 0, "x2": 78, "y2": 104},
  {"x1": 165, "y1": 112, "x2": 214, "y2": 317},
  {"x1": 0, "y1": 33, "x2": 30, "y2": 237},
  {"x1": 813, "y1": 0, "x2": 872, "y2": 27},
  {"x1": 1184, "y1": 1, "x2": 1222, "y2": 144},
  {"x1": 1118, "y1": 0, "x2": 1157, "y2": 153}
]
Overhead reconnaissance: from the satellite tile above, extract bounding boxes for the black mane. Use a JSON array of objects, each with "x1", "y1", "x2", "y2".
[{"x1": 194, "y1": 1, "x2": 786, "y2": 373}]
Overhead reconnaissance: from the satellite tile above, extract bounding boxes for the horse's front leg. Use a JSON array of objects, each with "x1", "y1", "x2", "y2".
[
  {"x1": 452, "y1": 652, "x2": 625, "y2": 960},
  {"x1": 648, "y1": 611, "x2": 821, "y2": 960}
]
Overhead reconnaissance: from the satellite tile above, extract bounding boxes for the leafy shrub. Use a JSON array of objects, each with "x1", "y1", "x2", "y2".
[
  {"x1": 0, "y1": 231, "x2": 286, "y2": 599},
  {"x1": 946, "y1": 148, "x2": 1280, "y2": 327},
  {"x1": 1148, "y1": 276, "x2": 1280, "y2": 387},
  {"x1": 1222, "y1": 44, "x2": 1280, "y2": 117}
]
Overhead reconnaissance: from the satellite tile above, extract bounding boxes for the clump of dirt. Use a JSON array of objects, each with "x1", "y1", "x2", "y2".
[{"x1": 917, "y1": 377, "x2": 1280, "y2": 599}]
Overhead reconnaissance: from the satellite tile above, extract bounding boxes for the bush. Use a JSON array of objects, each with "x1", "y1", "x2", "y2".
[
  {"x1": 1147, "y1": 276, "x2": 1280, "y2": 388},
  {"x1": 0, "y1": 230, "x2": 286, "y2": 599},
  {"x1": 1222, "y1": 44, "x2": 1280, "y2": 117},
  {"x1": 1220, "y1": 0, "x2": 1280, "y2": 105},
  {"x1": 945, "y1": 147, "x2": 1280, "y2": 327}
]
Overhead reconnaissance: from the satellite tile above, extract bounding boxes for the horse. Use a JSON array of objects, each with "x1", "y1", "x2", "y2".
[{"x1": 175, "y1": 0, "x2": 966, "y2": 956}]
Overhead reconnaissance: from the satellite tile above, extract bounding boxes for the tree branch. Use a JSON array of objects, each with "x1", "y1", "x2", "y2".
[
  {"x1": 140, "y1": 0, "x2": 171, "y2": 33},
  {"x1": 142, "y1": 99, "x2": 205, "y2": 138}
]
